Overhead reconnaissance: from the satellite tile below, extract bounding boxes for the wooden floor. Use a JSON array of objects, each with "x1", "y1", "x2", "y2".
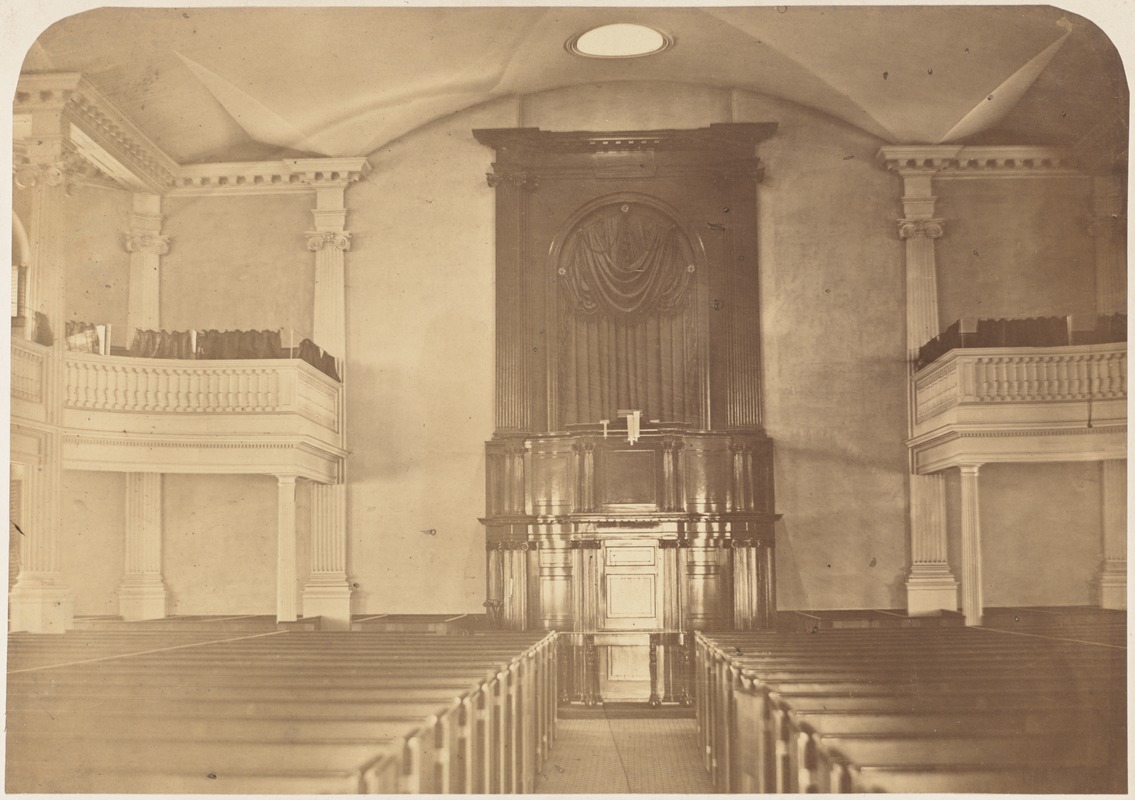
[{"x1": 535, "y1": 717, "x2": 712, "y2": 794}]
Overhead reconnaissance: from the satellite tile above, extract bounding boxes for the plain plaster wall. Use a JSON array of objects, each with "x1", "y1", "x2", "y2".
[
  {"x1": 62, "y1": 184, "x2": 132, "y2": 341},
  {"x1": 343, "y1": 97, "x2": 514, "y2": 615},
  {"x1": 935, "y1": 177, "x2": 1097, "y2": 324},
  {"x1": 162, "y1": 474, "x2": 311, "y2": 615},
  {"x1": 161, "y1": 193, "x2": 314, "y2": 344},
  {"x1": 945, "y1": 462, "x2": 1103, "y2": 608},
  {"x1": 735, "y1": 92, "x2": 910, "y2": 610},
  {"x1": 60, "y1": 471, "x2": 126, "y2": 615}
]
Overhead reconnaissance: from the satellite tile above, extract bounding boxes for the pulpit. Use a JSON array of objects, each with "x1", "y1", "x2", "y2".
[{"x1": 476, "y1": 124, "x2": 779, "y2": 703}]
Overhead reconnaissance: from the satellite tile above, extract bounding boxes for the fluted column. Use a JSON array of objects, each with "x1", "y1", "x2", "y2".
[
  {"x1": 958, "y1": 464, "x2": 984, "y2": 626},
  {"x1": 1089, "y1": 176, "x2": 1126, "y2": 315},
  {"x1": 884, "y1": 156, "x2": 959, "y2": 615},
  {"x1": 9, "y1": 131, "x2": 80, "y2": 633},
  {"x1": 276, "y1": 475, "x2": 299, "y2": 622},
  {"x1": 125, "y1": 193, "x2": 169, "y2": 345},
  {"x1": 118, "y1": 473, "x2": 168, "y2": 619},
  {"x1": 301, "y1": 177, "x2": 357, "y2": 629},
  {"x1": 486, "y1": 170, "x2": 536, "y2": 433},
  {"x1": 722, "y1": 161, "x2": 765, "y2": 429},
  {"x1": 303, "y1": 483, "x2": 352, "y2": 628},
  {"x1": 307, "y1": 227, "x2": 349, "y2": 361},
  {"x1": 1098, "y1": 459, "x2": 1126, "y2": 609}
]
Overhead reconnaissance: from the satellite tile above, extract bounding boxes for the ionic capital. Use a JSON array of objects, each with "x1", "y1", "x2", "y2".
[
  {"x1": 898, "y1": 219, "x2": 946, "y2": 240},
  {"x1": 307, "y1": 231, "x2": 352, "y2": 252},
  {"x1": 124, "y1": 232, "x2": 171, "y2": 256}
]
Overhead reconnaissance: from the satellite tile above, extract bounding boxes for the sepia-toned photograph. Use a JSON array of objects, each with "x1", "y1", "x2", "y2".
[{"x1": 3, "y1": 1, "x2": 1129, "y2": 795}]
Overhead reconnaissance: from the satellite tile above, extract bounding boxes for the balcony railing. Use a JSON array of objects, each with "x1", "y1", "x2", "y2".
[
  {"x1": 11, "y1": 345, "x2": 343, "y2": 481},
  {"x1": 910, "y1": 343, "x2": 1127, "y2": 472},
  {"x1": 11, "y1": 338, "x2": 47, "y2": 408},
  {"x1": 914, "y1": 344, "x2": 1126, "y2": 425},
  {"x1": 62, "y1": 353, "x2": 338, "y2": 428}
]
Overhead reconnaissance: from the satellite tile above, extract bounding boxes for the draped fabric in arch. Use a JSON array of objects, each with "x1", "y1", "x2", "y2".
[{"x1": 556, "y1": 202, "x2": 699, "y2": 428}]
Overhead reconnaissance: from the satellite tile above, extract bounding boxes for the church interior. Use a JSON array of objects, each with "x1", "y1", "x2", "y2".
[{"x1": 6, "y1": 4, "x2": 1129, "y2": 794}]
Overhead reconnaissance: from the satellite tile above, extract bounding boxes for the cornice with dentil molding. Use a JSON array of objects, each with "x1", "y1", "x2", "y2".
[
  {"x1": 877, "y1": 145, "x2": 1083, "y2": 180},
  {"x1": 14, "y1": 72, "x2": 373, "y2": 197}
]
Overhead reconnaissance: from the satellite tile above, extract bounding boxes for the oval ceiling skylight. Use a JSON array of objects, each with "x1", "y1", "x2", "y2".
[{"x1": 569, "y1": 24, "x2": 672, "y2": 58}]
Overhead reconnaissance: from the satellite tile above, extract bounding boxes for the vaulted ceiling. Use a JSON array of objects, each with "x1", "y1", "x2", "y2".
[{"x1": 18, "y1": 5, "x2": 1129, "y2": 170}]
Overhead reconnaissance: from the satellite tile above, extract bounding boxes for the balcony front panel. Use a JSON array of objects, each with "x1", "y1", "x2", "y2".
[
  {"x1": 910, "y1": 343, "x2": 1126, "y2": 473},
  {"x1": 55, "y1": 353, "x2": 343, "y2": 480}
]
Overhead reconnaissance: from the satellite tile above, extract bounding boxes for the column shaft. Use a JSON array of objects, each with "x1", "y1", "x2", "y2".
[
  {"x1": 897, "y1": 169, "x2": 957, "y2": 615},
  {"x1": 1099, "y1": 459, "x2": 1126, "y2": 609},
  {"x1": 959, "y1": 465, "x2": 984, "y2": 626},
  {"x1": 312, "y1": 243, "x2": 346, "y2": 360},
  {"x1": 125, "y1": 193, "x2": 167, "y2": 345},
  {"x1": 1091, "y1": 177, "x2": 1126, "y2": 315},
  {"x1": 9, "y1": 168, "x2": 74, "y2": 633},
  {"x1": 119, "y1": 473, "x2": 167, "y2": 620},
  {"x1": 277, "y1": 476, "x2": 299, "y2": 622},
  {"x1": 303, "y1": 187, "x2": 353, "y2": 628},
  {"x1": 303, "y1": 483, "x2": 352, "y2": 629}
]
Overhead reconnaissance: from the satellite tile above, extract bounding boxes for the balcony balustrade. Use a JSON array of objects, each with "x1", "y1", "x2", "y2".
[{"x1": 909, "y1": 343, "x2": 1126, "y2": 473}]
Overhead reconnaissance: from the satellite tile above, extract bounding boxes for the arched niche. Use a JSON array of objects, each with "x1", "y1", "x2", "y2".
[{"x1": 548, "y1": 194, "x2": 708, "y2": 430}]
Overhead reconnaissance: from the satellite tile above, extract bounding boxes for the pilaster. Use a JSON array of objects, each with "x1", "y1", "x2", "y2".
[
  {"x1": 276, "y1": 475, "x2": 299, "y2": 622},
  {"x1": 1088, "y1": 176, "x2": 1126, "y2": 315},
  {"x1": 880, "y1": 149, "x2": 959, "y2": 615},
  {"x1": 486, "y1": 168, "x2": 536, "y2": 433},
  {"x1": 1098, "y1": 459, "x2": 1126, "y2": 609},
  {"x1": 118, "y1": 472, "x2": 168, "y2": 620},
  {"x1": 9, "y1": 130, "x2": 78, "y2": 633},
  {"x1": 958, "y1": 464, "x2": 984, "y2": 626},
  {"x1": 298, "y1": 165, "x2": 366, "y2": 629},
  {"x1": 125, "y1": 193, "x2": 168, "y2": 344},
  {"x1": 8, "y1": 429, "x2": 73, "y2": 633},
  {"x1": 722, "y1": 161, "x2": 764, "y2": 429},
  {"x1": 303, "y1": 483, "x2": 352, "y2": 629}
]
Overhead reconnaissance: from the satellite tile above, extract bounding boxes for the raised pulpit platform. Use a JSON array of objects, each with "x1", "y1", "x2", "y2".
[{"x1": 482, "y1": 425, "x2": 777, "y2": 703}]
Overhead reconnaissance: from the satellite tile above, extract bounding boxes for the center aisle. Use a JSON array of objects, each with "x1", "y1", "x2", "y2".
[{"x1": 535, "y1": 716, "x2": 712, "y2": 794}]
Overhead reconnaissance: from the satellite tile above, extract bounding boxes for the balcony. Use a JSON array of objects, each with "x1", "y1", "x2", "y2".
[
  {"x1": 11, "y1": 341, "x2": 343, "y2": 481},
  {"x1": 11, "y1": 338, "x2": 48, "y2": 423},
  {"x1": 909, "y1": 343, "x2": 1126, "y2": 473}
]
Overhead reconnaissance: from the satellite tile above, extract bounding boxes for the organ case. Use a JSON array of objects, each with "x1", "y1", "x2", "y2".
[{"x1": 476, "y1": 124, "x2": 779, "y2": 703}]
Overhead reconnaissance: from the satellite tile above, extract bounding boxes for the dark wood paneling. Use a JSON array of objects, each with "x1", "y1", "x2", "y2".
[{"x1": 478, "y1": 126, "x2": 781, "y2": 698}]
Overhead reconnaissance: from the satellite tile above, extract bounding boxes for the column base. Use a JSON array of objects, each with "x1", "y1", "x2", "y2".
[
  {"x1": 905, "y1": 568, "x2": 958, "y2": 616},
  {"x1": 302, "y1": 575, "x2": 353, "y2": 631},
  {"x1": 1098, "y1": 562, "x2": 1126, "y2": 610},
  {"x1": 118, "y1": 575, "x2": 169, "y2": 620},
  {"x1": 9, "y1": 574, "x2": 74, "y2": 633}
]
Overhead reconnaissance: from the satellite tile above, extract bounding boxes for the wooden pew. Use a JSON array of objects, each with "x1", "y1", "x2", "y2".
[
  {"x1": 7, "y1": 629, "x2": 558, "y2": 794},
  {"x1": 697, "y1": 627, "x2": 1125, "y2": 794}
]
